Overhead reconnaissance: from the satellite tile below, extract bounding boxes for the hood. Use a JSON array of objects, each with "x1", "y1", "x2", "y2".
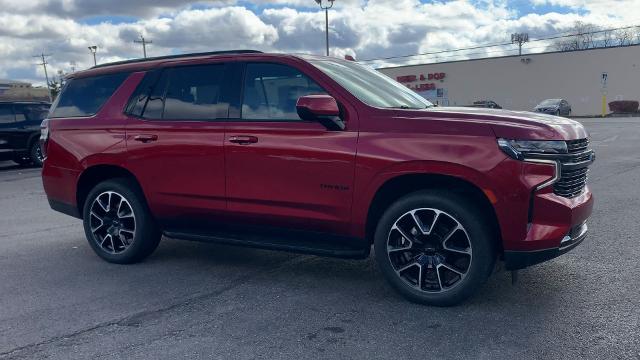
[{"x1": 419, "y1": 106, "x2": 588, "y2": 140}]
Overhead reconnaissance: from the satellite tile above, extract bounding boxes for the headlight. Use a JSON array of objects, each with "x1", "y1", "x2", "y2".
[{"x1": 497, "y1": 138, "x2": 567, "y2": 160}]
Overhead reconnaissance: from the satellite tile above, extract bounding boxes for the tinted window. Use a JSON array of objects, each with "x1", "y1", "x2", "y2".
[
  {"x1": 140, "y1": 71, "x2": 169, "y2": 120},
  {"x1": 241, "y1": 63, "x2": 326, "y2": 120},
  {"x1": 50, "y1": 72, "x2": 129, "y2": 118},
  {"x1": 15, "y1": 104, "x2": 50, "y2": 122},
  {"x1": 162, "y1": 65, "x2": 228, "y2": 120},
  {"x1": 0, "y1": 104, "x2": 14, "y2": 124},
  {"x1": 127, "y1": 70, "x2": 161, "y2": 117}
]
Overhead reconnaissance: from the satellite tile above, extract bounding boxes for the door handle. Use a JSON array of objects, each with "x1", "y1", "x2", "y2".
[
  {"x1": 228, "y1": 135, "x2": 258, "y2": 145},
  {"x1": 133, "y1": 134, "x2": 158, "y2": 143}
]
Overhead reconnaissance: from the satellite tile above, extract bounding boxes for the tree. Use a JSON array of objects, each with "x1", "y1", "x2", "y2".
[
  {"x1": 48, "y1": 79, "x2": 63, "y2": 100},
  {"x1": 553, "y1": 22, "x2": 640, "y2": 52}
]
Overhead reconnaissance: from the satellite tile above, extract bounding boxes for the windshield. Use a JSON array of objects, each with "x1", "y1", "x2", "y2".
[
  {"x1": 540, "y1": 99, "x2": 561, "y2": 106},
  {"x1": 308, "y1": 59, "x2": 433, "y2": 109}
]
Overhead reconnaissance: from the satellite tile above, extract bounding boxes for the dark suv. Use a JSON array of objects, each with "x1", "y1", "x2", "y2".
[
  {"x1": 0, "y1": 101, "x2": 50, "y2": 166},
  {"x1": 41, "y1": 51, "x2": 594, "y2": 306}
]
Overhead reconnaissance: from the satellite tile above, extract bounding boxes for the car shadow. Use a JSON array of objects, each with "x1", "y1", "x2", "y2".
[{"x1": 0, "y1": 160, "x2": 38, "y2": 172}]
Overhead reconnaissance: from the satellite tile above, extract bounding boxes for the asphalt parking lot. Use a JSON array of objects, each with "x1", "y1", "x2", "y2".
[{"x1": 0, "y1": 117, "x2": 638, "y2": 359}]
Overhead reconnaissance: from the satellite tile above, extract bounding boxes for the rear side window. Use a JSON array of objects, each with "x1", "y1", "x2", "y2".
[
  {"x1": 0, "y1": 104, "x2": 14, "y2": 124},
  {"x1": 130, "y1": 64, "x2": 228, "y2": 121},
  {"x1": 15, "y1": 104, "x2": 50, "y2": 121},
  {"x1": 50, "y1": 72, "x2": 129, "y2": 118}
]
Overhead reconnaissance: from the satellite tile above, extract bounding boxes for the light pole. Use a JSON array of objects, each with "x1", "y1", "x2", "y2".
[
  {"x1": 511, "y1": 33, "x2": 529, "y2": 56},
  {"x1": 88, "y1": 46, "x2": 98, "y2": 66},
  {"x1": 315, "y1": 0, "x2": 335, "y2": 56}
]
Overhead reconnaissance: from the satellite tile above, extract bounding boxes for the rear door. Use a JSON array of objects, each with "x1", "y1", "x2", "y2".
[
  {"x1": 126, "y1": 62, "x2": 236, "y2": 228},
  {"x1": 224, "y1": 62, "x2": 359, "y2": 235}
]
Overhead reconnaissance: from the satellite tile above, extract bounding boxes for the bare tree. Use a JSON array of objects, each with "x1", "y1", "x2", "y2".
[
  {"x1": 553, "y1": 21, "x2": 600, "y2": 51},
  {"x1": 601, "y1": 29, "x2": 614, "y2": 47},
  {"x1": 614, "y1": 28, "x2": 633, "y2": 46},
  {"x1": 553, "y1": 22, "x2": 640, "y2": 52}
]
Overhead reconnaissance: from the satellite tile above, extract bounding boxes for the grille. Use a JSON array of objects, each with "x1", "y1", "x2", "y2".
[
  {"x1": 552, "y1": 138, "x2": 592, "y2": 198},
  {"x1": 566, "y1": 138, "x2": 589, "y2": 153},
  {"x1": 554, "y1": 167, "x2": 588, "y2": 198}
]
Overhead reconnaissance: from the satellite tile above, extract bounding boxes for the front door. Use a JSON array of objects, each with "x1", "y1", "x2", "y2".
[
  {"x1": 224, "y1": 62, "x2": 359, "y2": 235},
  {"x1": 126, "y1": 63, "x2": 234, "y2": 228}
]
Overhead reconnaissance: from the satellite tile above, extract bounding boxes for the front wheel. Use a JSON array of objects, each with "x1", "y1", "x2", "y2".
[
  {"x1": 82, "y1": 178, "x2": 161, "y2": 264},
  {"x1": 374, "y1": 190, "x2": 496, "y2": 306}
]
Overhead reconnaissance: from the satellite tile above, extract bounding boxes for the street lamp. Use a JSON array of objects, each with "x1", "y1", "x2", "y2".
[
  {"x1": 315, "y1": 0, "x2": 335, "y2": 56},
  {"x1": 88, "y1": 46, "x2": 98, "y2": 66}
]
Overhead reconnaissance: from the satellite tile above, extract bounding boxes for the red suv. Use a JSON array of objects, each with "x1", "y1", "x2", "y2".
[{"x1": 41, "y1": 51, "x2": 594, "y2": 306}]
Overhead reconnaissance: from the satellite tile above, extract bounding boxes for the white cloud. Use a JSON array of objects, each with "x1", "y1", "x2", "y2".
[{"x1": 0, "y1": 0, "x2": 637, "y2": 85}]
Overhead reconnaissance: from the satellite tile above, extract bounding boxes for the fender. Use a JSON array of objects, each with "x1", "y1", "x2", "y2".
[{"x1": 350, "y1": 160, "x2": 500, "y2": 239}]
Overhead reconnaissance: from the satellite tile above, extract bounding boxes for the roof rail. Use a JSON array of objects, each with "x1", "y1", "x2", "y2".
[{"x1": 91, "y1": 50, "x2": 263, "y2": 69}]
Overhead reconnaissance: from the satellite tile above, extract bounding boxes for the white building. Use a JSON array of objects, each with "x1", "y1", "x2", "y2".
[{"x1": 378, "y1": 44, "x2": 640, "y2": 116}]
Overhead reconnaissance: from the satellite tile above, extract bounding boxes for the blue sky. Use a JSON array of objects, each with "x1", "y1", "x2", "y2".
[{"x1": 0, "y1": 0, "x2": 637, "y2": 85}]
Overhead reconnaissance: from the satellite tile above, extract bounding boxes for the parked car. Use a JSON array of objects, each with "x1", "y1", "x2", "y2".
[
  {"x1": 0, "y1": 101, "x2": 50, "y2": 166},
  {"x1": 41, "y1": 51, "x2": 594, "y2": 306},
  {"x1": 469, "y1": 100, "x2": 502, "y2": 109},
  {"x1": 534, "y1": 99, "x2": 571, "y2": 116}
]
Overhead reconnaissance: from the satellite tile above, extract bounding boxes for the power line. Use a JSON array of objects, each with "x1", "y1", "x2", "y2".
[
  {"x1": 360, "y1": 23, "x2": 640, "y2": 63},
  {"x1": 33, "y1": 53, "x2": 53, "y2": 102}
]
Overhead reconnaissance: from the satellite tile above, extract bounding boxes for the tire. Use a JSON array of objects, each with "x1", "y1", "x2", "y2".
[
  {"x1": 82, "y1": 178, "x2": 161, "y2": 264},
  {"x1": 374, "y1": 190, "x2": 496, "y2": 306},
  {"x1": 29, "y1": 141, "x2": 43, "y2": 167}
]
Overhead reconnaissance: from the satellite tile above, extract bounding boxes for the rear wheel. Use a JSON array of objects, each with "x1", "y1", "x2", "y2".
[
  {"x1": 374, "y1": 190, "x2": 496, "y2": 306},
  {"x1": 29, "y1": 141, "x2": 44, "y2": 167},
  {"x1": 82, "y1": 178, "x2": 161, "y2": 264}
]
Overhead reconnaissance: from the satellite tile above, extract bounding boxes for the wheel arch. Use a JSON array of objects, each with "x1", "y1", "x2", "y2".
[
  {"x1": 76, "y1": 164, "x2": 145, "y2": 219},
  {"x1": 364, "y1": 172, "x2": 502, "y2": 252}
]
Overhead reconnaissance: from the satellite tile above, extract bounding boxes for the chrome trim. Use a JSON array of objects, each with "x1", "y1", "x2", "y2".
[
  {"x1": 525, "y1": 158, "x2": 561, "y2": 191},
  {"x1": 560, "y1": 222, "x2": 588, "y2": 250}
]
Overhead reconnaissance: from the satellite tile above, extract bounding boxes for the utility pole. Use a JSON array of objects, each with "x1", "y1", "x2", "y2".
[
  {"x1": 315, "y1": 0, "x2": 335, "y2": 56},
  {"x1": 34, "y1": 53, "x2": 53, "y2": 102},
  {"x1": 134, "y1": 35, "x2": 152, "y2": 58},
  {"x1": 511, "y1": 33, "x2": 529, "y2": 56}
]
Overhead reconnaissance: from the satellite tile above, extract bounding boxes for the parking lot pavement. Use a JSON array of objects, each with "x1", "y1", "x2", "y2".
[{"x1": 0, "y1": 117, "x2": 639, "y2": 360}]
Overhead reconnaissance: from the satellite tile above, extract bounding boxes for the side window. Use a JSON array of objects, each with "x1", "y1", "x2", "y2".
[
  {"x1": 162, "y1": 64, "x2": 228, "y2": 120},
  {"x1": 18, "y1": 104, "x2": 50, "y2": 122},
  {"x1": 137, "y1": 64, "x2": 228, "y2": 121},
  {"x1": 241, "y1": 63, "x2": 326, "y2": 121},
  {"x1": 0, "y1": 104, "x2": 15, "y2": 125},
  {"x1": 140, "y1": 71, "x2": 169, "y2": 120},
  {"x1": 50, "y1": 72, "x2": 129, "y2": 118}
]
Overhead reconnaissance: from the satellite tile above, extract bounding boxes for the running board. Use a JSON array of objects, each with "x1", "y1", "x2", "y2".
[{"x1": 163, "y1": 227, "x2": 370, "y2": 259}]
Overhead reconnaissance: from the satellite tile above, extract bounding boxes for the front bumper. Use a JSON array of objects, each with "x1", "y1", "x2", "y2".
[{"x1": 504, "y1": 222, "x2": 588, "y2": 270}]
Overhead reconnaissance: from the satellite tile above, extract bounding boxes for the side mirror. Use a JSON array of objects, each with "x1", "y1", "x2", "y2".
[{"x1": 296, "y1": 95, "x2": 345, "y2": 130}]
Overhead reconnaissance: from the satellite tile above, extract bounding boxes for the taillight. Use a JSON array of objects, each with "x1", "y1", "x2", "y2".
[{"x1": 40, "y1": 119, "x2": 49, "y2": 159}]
